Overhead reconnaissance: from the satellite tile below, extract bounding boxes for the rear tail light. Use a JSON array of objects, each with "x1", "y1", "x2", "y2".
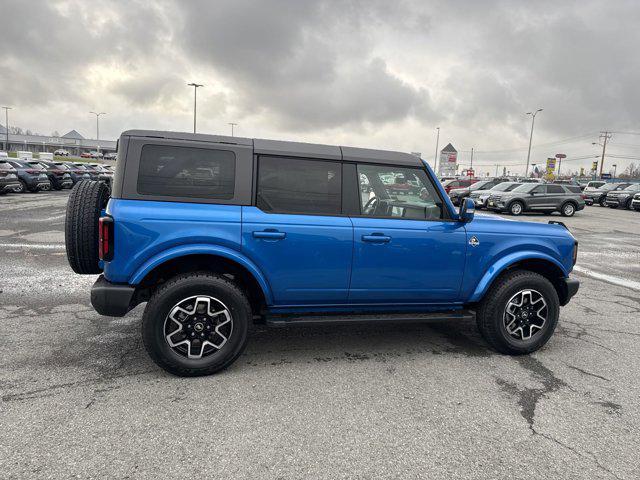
[
  {"x1": 572, "y1": 241, "x2": 578, "y2": 265},
  {"x1": 581, "y1": 194, "x2": 587, "y2": 199},
  {"x1": 98, "y1": 216, "x2": 114, "y2": 261}
]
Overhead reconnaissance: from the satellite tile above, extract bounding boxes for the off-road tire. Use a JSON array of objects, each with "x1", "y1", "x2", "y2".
[
  {"x1": 476, "y1": 269, "x2": 559, "y2": 355},
  {"x1": 509, "y1": 201, "x2": 524, "y2": 216},
  {"x1": 65, "y1": 180, "x2": 110, "y2": 274},
  {"x1": 142, "y1": 272, "x2": 251, "y2": 377},
  {"x1": 560, "y1": 202, "x2": 576, "y2": 217}
]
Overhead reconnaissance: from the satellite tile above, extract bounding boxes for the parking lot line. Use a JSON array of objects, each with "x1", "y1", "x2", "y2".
[{"x1": 573, "y1": 265, "x2": 640, "y2": 291}]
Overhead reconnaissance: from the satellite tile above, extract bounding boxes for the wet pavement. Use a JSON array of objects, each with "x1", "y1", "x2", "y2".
[{"x1": 1, "y1": 190, "x2": 639, "y2": 479}]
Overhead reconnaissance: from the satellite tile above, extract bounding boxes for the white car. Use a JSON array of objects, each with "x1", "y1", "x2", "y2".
[{"x1": 54, "y1": 149, "x2": 70, "y2": 156}]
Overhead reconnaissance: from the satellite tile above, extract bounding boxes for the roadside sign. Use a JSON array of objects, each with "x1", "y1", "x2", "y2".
[
  {"x1": 601, "y1": 173, "x2": 612, "y2": 179},
  {"x1": 555, "y1": 153, "x2": 566, "y2": 159}
]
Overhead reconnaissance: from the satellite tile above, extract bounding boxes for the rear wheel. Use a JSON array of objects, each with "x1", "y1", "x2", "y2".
[
  {"x1": 14, "y1": 180, "x2": 26, "y2": 193},
  {"x1": 599, "y1": 197, "x2": 606, "y2": 207},
  {"x1": 65, "y1": 180, "x2": 110, "y2": 274},
  {"x1": 509, "y1": 201, "x2": 524, "y2": 216},
  {"x1": 142, "y1": 273, "x2": 251, "y2": 376},
  {"x1": 560, "y1": 202, "x2": 576, "y2": 217},
  {"x1": 476, "y1": 270, "x2": 559, "y2": 355}
]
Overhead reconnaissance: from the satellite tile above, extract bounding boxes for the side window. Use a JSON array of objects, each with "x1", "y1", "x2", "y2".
[
  {"x1": 137, "y1": 144, "x2": 235, "y2": 199},
  {"x1": 357, "y1": 164, "x2": 443, "y2": 220},
  {"x1": 547, "y1": 185, "x2": 564, "y2": 194},
  {"x1": 256, "y1": 156, "x2": 341, "y2": 215},
  {"x1": 532, "y1": 185, "x2": 547, "y2": 194}
]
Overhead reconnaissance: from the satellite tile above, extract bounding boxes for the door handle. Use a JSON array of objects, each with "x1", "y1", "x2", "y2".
[
  {"x1": 362, "y1": 234, "x2": 391, "y2": 243},
  {"x1": 253, "y1": 230, "x2": 286, "y2": 240}
]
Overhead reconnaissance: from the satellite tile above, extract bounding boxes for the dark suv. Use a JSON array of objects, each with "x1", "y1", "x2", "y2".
[
  {"x1": 66, "y1": 130, "x2": 579, "y2": 376},
  {"x1": 604, "y1": 183, "x2": 640, "y2": 209},
  {"x1": 27, "y1": 160, "x2": 73, "y2": 190},
  {"x1": 584, "y1": 182, "x2": 631, "y2": 206},
  {"x1": 487, "y1": 183, "x2": 585, "y2": 216},
  {"x1": 4, "y1": 159, "x2": 51, "y2": 192},
  {"x1": 0, "y1": 160, "x2": 21, "y2": 194}
]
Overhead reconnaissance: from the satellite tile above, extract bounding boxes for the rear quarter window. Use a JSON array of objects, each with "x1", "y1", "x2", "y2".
[{"x1": 137, "y1": 144, "x2": 235, "y2": 199}]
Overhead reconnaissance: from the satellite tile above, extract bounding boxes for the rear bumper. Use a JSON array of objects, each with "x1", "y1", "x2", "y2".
[
  {"x1": 559, "y1": 277, "x2": 580, "y2": 306},
  {"x1": 91, "y1": 275, "x2": 136, "y2": 317}
]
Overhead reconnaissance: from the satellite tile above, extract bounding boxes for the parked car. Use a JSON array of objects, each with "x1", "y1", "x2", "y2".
[
  {"x1": 103, "y1": 152, "x2": 118, "y2": 161},
  {"x1": 64, "y1": 129, "x2": 579, "y2": 376},
  {"x1": 441, "y1": 178, "x2": 477, "y2": 194},
  {"x1": 487, "y1": 183, "x2": 585, "y2": 216},
  {"x1": 89, "y1": 151, "x2": 104, "y2": 159},
  {"x1": 54, "y1": 149, "x2": 70, "y2": 156},
  {"x1": 71, "y1": 163, "x2": 100, "y2": 180},
  {"x1": 582, "y1": 181, "x2": 606, "y2": 194},
  {"x1": 80, "y1": 152, "x2": 93, "y2": 158},
  {"x1": 469, "y1": 182, "x2": 522, "y2": 209},
  {"x1": 0, "y1": 160, "x2": 22, "y2": 194},
  {"x1": 88, "y1": 163, "x2": 115, "y2": 186},
  {"x1": 56, "y1": 162, "x2": 92, "y2": 184},
  {"x1": 27, "y1": 160, "x2": 73, "y2": 190},
  {"x1": 449, "y1": 178, "x2": 510, "y2": 206},
  {"x1": 584, "y1": 182, "x2": 631, "y2": 206},
  {"x1": 604, "y1": 183, "x2": 640, "y2": 209},
  {"x1": 3, "y1": 159, "x2": 51, "y2": 192},
  {"x1": 553, "y1": 179, "x2": 585, "y2": 191},
  {"x1": 631, "y1": 192, "x2": 640, "y2": 211}
]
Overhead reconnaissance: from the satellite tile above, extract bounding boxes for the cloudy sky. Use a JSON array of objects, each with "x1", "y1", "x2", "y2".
[{"x1": 1, "y1": 0, "x2": 640, "y2": 175}]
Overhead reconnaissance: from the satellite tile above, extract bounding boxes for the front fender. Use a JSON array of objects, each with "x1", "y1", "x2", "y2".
[
  {"x1": 129, "y1": 243, "x2": 274, "y2": 305},
  {"x1": 467, "y1": 251, "x2": 569, "y2": 303}
]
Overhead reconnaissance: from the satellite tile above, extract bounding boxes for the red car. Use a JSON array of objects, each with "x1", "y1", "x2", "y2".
[
  {"x1": 80, "y1": 152, "x2": 92, "y2": 158},
  {"x1": 441, "y1": 178, "x2": 478, "y2": 194}
]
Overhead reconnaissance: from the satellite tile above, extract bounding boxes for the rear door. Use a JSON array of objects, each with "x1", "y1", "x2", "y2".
[
  {"x1": 348, "y1": 163, "x2": 466, "y2": 303},
  {"x1": 545, "y1": 184, "x2": 566, "y2": 209},
  {"x1": 242, "y1": 156, "x2": 353, "y2": 305}
]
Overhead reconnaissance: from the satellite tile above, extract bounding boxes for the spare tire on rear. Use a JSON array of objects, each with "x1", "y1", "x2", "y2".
[{"x1": 65, "y1": 180, "x2": 110, "y2": 274}]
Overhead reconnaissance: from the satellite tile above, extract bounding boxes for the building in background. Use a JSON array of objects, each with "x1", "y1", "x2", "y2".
[
  {"x1": 0, "y1": 125, "x2": 116, "y2": 155},
  {"x1": 437, "y1": 143, "x2": 458, "y2": 177}
]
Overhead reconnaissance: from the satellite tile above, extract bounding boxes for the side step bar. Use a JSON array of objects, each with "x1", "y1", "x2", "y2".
[{"x1": 265, "y1": 310, "x2": 475, "y2": 328}]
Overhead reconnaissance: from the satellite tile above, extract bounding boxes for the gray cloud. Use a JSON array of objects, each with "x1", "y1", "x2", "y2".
[{"x1": 1, "y1": 0, "x2": 639, "y2": 173}]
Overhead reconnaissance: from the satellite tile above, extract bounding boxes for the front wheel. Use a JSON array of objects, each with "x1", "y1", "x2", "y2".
[
  {"x1": 561, "y1": 202, "x2": 576, "y2": 217},
  {"x1": 142, "y1": 273, "x2": 251, "y2": 377},
  {"x1": 599, "y1": 197, "x2": 607, "y2": 207},
  {"x1": 509, "y1": 201, "x2": 524, "y2": 216},
  {"x1": 476, "y1": 270, "x2": 559, "y2": 355}
]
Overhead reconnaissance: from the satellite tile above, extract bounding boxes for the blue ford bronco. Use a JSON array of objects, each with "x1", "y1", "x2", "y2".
[{"x1": 65, "y1": 130, "x2": 579, "y2": 376}]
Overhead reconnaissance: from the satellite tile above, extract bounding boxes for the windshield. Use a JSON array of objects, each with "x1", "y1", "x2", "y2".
[
  {"x1": 512, "y1": 183, "x2": 538, "y2": 193},
  {"x1": 470, "y1": 181, "x2": 491, "y2": 190},
  {"x1": 614, "y1": 183, "x2": 630, "y2": 190},
  {"x1": 624, "y1": 184, "x2": 640, "y2": 191},
  {"x1": 601, "y1": 183, "x2": 619, "y2": 191},
  {"x1": 0, "y1": 161, "x2": 15, "y2": 171},
  {"x1": 587, "y1": 181, "x2": 604, "y2": 188},
  {"x1": 491, "y1": 182, "x2": 517, "y2": 192}
]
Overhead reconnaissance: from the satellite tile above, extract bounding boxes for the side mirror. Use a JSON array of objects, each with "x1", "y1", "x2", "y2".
[{"x1": 459, "y1": 197, "x2": 475, "y2": 222}]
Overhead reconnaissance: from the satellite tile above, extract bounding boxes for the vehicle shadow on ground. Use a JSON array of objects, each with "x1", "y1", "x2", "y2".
[{"x1": 240, "y1": 319, "x2": 495, "y2": 369}]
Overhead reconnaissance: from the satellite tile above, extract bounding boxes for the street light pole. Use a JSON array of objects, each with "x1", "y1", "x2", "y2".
[
  {"x1": 433, "y1": 127, "x2": 440, "y2": 172},
  {"x1": 2, "y1": 106, "x2": 11, "y2": 152},
  {"x1": 187, "y1": 83, "x2": 204, "y2": 133},
  {"x1": 89, "y1": 111, "x2": 106, "y2": 140},
  {"x1": 525, "y1": 108, "x2": 543, "y2": 177},
  {"x1": 228, "y1": 123, "x2": 238, "y2": 137},
  {"x1": 612, "y1": 164, "x2": 617, "y2": 180}
]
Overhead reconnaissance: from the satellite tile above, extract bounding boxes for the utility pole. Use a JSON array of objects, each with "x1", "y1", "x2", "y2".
[
  {"x1": 228, "y1": 123, "x2": 238, "y2": 137},
  {"x1": 470, "y1": 147, "x2": 474, "y2": 172},
  {"x1": 187, "y1": 83, "x2": 204, "y2": 133},
  {"x1": 525, "y1": 108, "x2": 543, "y2": 177},
  {"x1": 89, "y1": 111, "x2": 106, "y2": 140},
  {"x1": 433, "y1": 127, "x2": 440, "y2": 172},
  {"x1": 2, "y1": 106, "x2": 11, "y2": 152},
  {"x1": 596, "y1": 131, "x2": 612, "y2": 178}
]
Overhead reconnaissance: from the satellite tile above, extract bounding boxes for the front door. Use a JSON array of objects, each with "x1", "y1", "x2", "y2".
[
  {"x1": 349, "y1": 163, "x2": 467, "y2": 303},
  {"x1": 242, "y1": 156, "x2": 352, "y2": 305}
]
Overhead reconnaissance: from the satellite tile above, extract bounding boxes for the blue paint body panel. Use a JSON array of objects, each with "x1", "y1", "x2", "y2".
[{"x1": 103, "y1": 189, "x2": 576, "y2": 312}]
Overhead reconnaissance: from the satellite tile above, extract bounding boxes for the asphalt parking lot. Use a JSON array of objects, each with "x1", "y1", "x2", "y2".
[{"x1": 1, "y1": 190, "x2": 639, "y2": 479}]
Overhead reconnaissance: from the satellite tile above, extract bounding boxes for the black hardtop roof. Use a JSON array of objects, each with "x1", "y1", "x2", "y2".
[{"x1": 121, "y1": 129, "x2": 423, "y2": 167}]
